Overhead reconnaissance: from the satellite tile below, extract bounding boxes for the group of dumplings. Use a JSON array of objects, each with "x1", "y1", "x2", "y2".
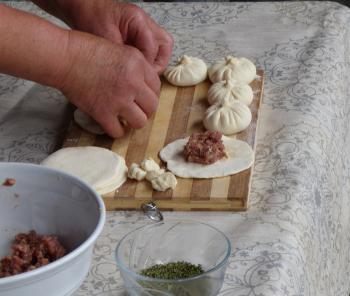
[{"x1": 164, "y1": 55, "x2": 257, "y2": 135}]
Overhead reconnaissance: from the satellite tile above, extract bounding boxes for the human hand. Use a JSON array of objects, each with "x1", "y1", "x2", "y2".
[
  {"x1": 57, "y1": 0, "x2": 173, "y2": 73},
  {"x1": 57, "y1": 31, "x2": 161, "y2": 138}
]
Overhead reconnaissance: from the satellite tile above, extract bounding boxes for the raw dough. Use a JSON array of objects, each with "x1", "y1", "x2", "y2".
[
  {"x1": 208, "y1": 56, "x2": 256, "y2": 84},
  {"x1": 151, "y1": 172, "x2": 177, "y2": 191},
  {"x1": 159, "y1": 137, "x2": 254, "y2": 178},
  {"x1": 140, "y1": 157, "x2": 161, "y2": 172},
  {"x1": 145, "y1": 169, "x2": 165, "y2": 182},
  {"x1": 41, "y1": 146, "x2": 127, "y2": 194},
  {"x1": 207, "y1": 70, "x2": 253, "y2": 106},
  {"x1": 74, "y1": 109, "x2": 104, "y2": 135},
  {"x1": 164, "y1": 55, "x2": 207, "y2": 86},
  {"x1": 128, "y1": 163, "x2": 146, "y2": 181},
  {"x1": 203, "y1": 100, "x2": 252, "y2": 135}
]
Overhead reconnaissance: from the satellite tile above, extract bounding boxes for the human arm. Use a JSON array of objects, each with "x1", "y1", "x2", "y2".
[
  {"x1": 0, "y1": 4, "x2": 160, "y2": 138},
  {"x1": 31, "y1": 0, "x2": 174, "y2": 73}
]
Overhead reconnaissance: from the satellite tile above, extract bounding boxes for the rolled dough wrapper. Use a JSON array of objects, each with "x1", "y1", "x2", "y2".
[
  {"x1": 74, "y1": 109, "x2": 105, "y2": 135},
  {"x1": 159, "y1": 136, "x2": 254, "y2": 179},
  {"x1": 41, "y1": 146, "x2": 127, "y2": 192}
]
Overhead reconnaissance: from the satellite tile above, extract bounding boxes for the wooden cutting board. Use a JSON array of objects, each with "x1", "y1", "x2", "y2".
[{"x1": 62, "y1": 70, "x2": 264, "y2": 211}]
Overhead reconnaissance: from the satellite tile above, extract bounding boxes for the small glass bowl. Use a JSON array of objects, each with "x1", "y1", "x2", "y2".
[{"x1": 115, "y1": 220, "x2": 231, "y2": 296}]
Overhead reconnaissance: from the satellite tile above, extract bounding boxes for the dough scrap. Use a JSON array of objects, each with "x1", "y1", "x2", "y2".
[
  {"x1": 151, "y1": 172, "x2": 177, "y2": 191},
  {"x1": 74, "y1": 109, "x2": 104, "y2": 135},
  {"x1": 41, "y1": 146, "x2": 127, "y2": 193},
  {"x1": 140, "y1": 157, "x2": 161, "y2": 172},
  {"x1": 128, "y1": 163, "x2": 146, "y2": 181},
  {"x1": 159, "y1": 137, "x2": 254, "y2": 179},
  {"x1": 145, "y1": 169, "x2": 165, "y2": 182},
  {"x1": 164, "y1": 55, "x2": 207, "y2": 86}
]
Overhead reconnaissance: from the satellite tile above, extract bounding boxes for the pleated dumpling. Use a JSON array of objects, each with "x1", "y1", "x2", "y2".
[
  {"x1": 207, "y1": 69, "x2": 254, "y2": 106},
  {"x1": 208, "y1": 56, "x2": 256, "y2": 84},
  {"x1": 203, "y1": 100, "x2": 252, "y2": 135},
  {"x1": 164, "y1": 55, "x2": 207, "y2": 86}
]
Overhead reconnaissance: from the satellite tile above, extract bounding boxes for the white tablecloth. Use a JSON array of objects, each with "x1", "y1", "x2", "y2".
[{"x1": 1, "y1": 2, "x2": 350, "y2": 295}]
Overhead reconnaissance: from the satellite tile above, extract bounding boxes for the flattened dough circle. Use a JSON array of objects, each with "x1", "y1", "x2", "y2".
[
  {"x1": 41, "y1": 146, "x2": 127, "y2": 192},
  {"x1": 159, "y1": 136, "x2": 254, "y2": 178}
]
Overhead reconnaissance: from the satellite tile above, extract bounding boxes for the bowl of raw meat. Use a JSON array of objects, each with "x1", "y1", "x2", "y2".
[{"x1": 0, "y1": 162, "x2": 106, "y2": 296}]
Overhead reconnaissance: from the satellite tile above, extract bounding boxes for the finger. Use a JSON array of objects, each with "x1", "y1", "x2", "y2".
[
  {"x1": 147, "y1": 19, "x2": 174, "y2": 73},
  {"x1": 154, "y1": 42, "x2": 173, "y2": 74},
  {"x1": 134, "y1": 84, "x2": 159, "y2": 118},
  {"x1": 119, "y1": 103, "x2": 148, "y2": 129},
  {"x1": 143, "y1": 61, "x2": 161, "y2": 95},
  {"x1": 128, "y1": 26, "x2": 158, "y2": 66},
  {"x1": 95, "y1": 112, "x2": 124, "y2": 138}
]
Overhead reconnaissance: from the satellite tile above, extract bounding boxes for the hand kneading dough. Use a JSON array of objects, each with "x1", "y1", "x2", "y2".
[
  {"x1": 128, "y1": 163, "x2": 146, "y2": 181},
  {"x1": 207, "y1": 70, "x2": 253, "y2": 106},
  {"x1": 160, "y1": 137, "x2": 253, "y2": 178},
  {"x1": 41, "y1": 146, "x2": 127, "y2": 194},
  {"x1": 151, "y1": 172, "x2": 177, "y2": 191},
  {"x1": 208, "y1": 56, "x2": 256, "y2": 84},
  {"x1": 74, "y1": 109, "x2": 105, "y2": 135},
  {"x1": 164, "y1": 55, "x2": 207, "y2": 86},
  {"x1": 203, "y1": 100, "x2": 252, "y2": 135}
]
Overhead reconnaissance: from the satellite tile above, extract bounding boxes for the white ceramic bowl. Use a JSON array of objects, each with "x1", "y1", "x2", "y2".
[{"x1": 0, "y1": 162, "x2": 106, "y2": 296}]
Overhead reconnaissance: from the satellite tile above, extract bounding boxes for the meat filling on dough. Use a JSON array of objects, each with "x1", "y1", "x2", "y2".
[{"x1": 183, "y1": 131, "x2": 226, "y2": 165}]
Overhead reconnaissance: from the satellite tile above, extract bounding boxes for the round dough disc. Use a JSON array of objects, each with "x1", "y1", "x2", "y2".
[
  {"x1": 74, "y1": 109, "x2": 105, "y2": 135},
  {"x1": 41, "y1": 146, "x2": 127, "y2": 191},
  {"x1": 159, "y1": 136, "x2": 254, "y2": 178}
]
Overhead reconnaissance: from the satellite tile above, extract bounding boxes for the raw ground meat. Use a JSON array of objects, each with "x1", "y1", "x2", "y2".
[
  {"x1": 0, "y1": 230, "x2": 66, "y2": 278},
  {"x1": 183, "y1": 131, "x2": 226, "y2": 165}
]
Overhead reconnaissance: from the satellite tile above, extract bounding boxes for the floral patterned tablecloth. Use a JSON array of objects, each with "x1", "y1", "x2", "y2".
[{"x1": 1, "y1": 1, "x2": 350, "y2": 295}]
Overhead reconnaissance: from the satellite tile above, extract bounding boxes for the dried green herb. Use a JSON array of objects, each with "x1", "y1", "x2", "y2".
[{"x1": 140, "y1": 261, "x2": 204, "y2": 280}]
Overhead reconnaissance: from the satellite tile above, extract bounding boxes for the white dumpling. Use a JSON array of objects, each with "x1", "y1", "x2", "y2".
[
  {"x1": 164, "y1": 55, "x2": 207, "y2": 86},
  {"x1": 203, "y1": 100, "x2": 252, "y2": 135},
  {"x1": 207, "y1": 70, "x2": 254, "y2": 106},
  {"x1": 208, "y1": 56, "x2": 256, "y2": 84}
]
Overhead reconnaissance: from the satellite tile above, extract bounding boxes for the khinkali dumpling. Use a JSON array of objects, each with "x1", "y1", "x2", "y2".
[
  {"x1": 164, "y1": 55, "x2": 207, "y2": 86},
  {"x1": 203, "y1": 100, "x2": 252, "y2": 135},
  {"x1": 207, "y1": 69, "x2": 254, "y2": 106},
  {"x1": 208, "y1": 56, "x2": 256, "y2": 84}
]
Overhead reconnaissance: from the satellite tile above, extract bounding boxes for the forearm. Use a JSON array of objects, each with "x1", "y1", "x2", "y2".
[{"x1": 0, "y1": 4, "x2": 70, "y2": 89}]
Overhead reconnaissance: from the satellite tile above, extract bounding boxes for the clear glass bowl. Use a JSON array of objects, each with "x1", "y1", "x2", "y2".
[{"x1": 115, "y1": 220, "x2": 231, "y2": 296}]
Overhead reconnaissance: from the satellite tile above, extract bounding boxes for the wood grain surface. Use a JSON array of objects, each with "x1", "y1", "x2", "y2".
[{"x1": 63, "y1": 70, "x2": 264, "y2": 211}]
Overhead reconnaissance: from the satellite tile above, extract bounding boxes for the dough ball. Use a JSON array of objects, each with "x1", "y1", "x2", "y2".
[
  {"x1": 164, "y1": 55, "x2": 207, "y2": 86},
  {"x1": 203, "y1": 100, "x2": 252, "y2": 135},
  {"x1": 41, "y1": 146, "x2": 127, "y2": 194},
  {"x1": 159, "y1": 136, "x2": 254, "y2": 179},
  {"x1": 151, "y1": 172, "x2": 177, "y2": 191},
  {"x1": 128, "y1": 163, "x2": 146, "y2": 181},
  {"x1": 207, "y1": 75, "x2": 253, "y2": 106},
  {"x1": 74, "y1": 109, "x2": 105, "y2": 135},
  {"x1": 208, "y1": 56, "x2": 256, "y2": 84}
]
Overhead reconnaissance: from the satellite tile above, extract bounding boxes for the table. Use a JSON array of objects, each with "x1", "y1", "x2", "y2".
[{"x1": 1, "y1": 1, "x2": 350, "y2": 295}]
